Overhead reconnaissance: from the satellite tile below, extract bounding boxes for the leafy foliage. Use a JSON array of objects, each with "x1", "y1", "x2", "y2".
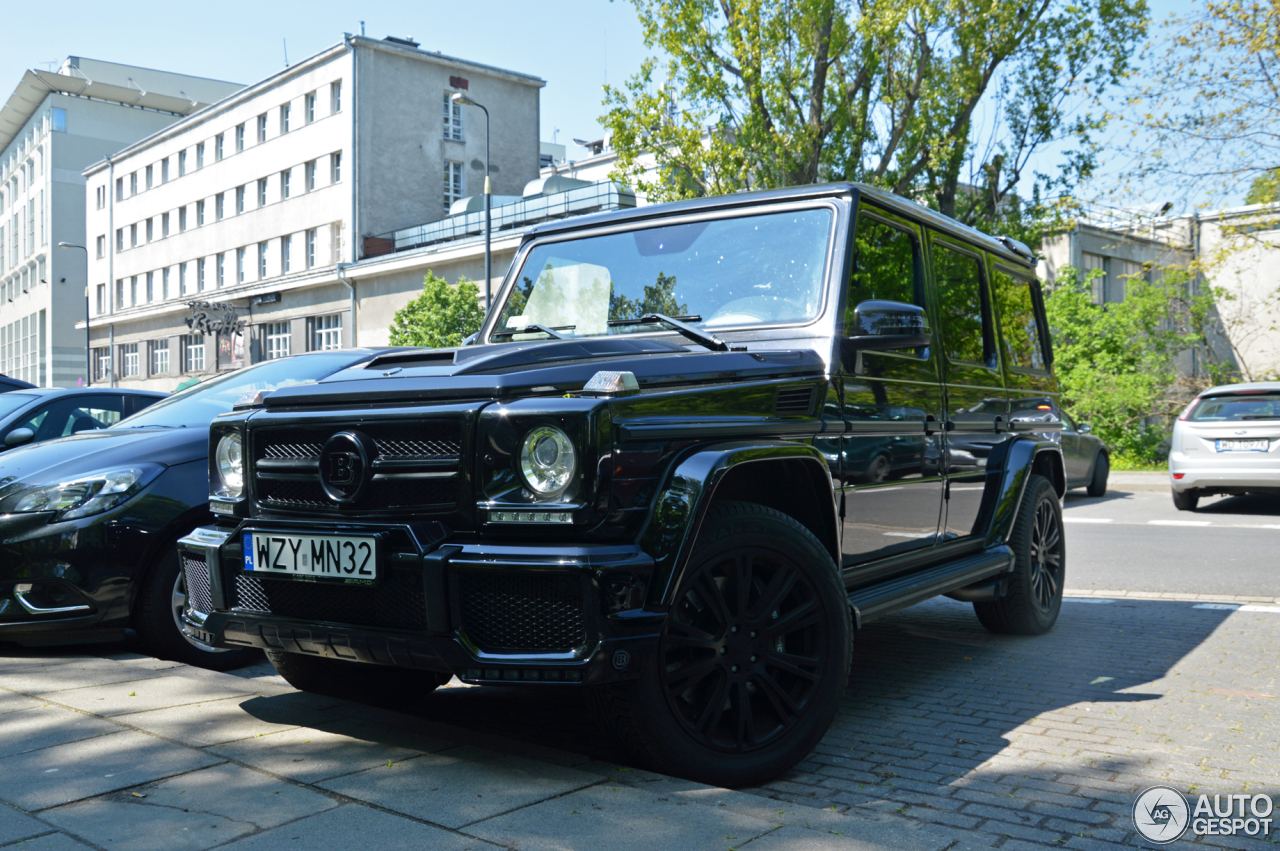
[
  {"x1": 388, "y1": 271, "x2": 484, "y2": 349},
  {"x1": 603, "y1": 0, "x2": 1147, "y2": 239},
  {"x1": 609, "y1": 271, "x2": 688, "y2": 319}
]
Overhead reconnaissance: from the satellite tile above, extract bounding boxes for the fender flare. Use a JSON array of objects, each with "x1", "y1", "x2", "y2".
[
  {"x1": 637, "y1": 440, "x2": 838, "y2": 608},
  {"x1": 982, "y1": 437, "x2": 1065, "y2": 549}
]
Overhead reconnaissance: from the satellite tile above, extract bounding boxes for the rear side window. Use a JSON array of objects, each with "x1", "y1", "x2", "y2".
[
  {"x1": 933, "y1": 241, "x2": 992, "y2": 366},
  {"x1": 1189, "y1": 393, "x2": 1280, "y2": 421},
  {"x1": 848, "y1": 213, "x2": 923, "y2": 313},
  {"x1": 991, "y1": 268, "x2": 1046, "y2": 370}
]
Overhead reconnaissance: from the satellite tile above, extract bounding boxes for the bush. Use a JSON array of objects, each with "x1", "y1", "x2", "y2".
[{"x1": 389, "y1": 271, "x2": 484, "y2": 349}]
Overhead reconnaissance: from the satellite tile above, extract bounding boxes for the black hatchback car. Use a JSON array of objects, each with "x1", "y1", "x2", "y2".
[
  {"x1": 0, "y1": 350, "x2": 397, "y2": 668},
  {"x1": 0, "y1": 388, "x2": 166, "y2": 453}
]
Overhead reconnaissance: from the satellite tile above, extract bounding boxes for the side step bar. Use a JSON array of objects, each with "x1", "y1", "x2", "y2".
[{"x1": 847, "y1": 546, "x2": 1014, "y2": 627}]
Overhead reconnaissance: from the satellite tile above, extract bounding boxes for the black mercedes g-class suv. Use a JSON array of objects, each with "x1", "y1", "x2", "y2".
[{"x1": 178, "y1": 182, "x2": 1065, "y2": 788}]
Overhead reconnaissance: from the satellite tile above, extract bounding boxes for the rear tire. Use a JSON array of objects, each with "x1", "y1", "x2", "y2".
[
  {"x1": 974, "y1": 474, "x2": 1064, "y2": 636},
  {"x1": 135, "y1": 543, "x2": 258, "y2": 671},
  {"x1": 591, "y1": 501, "x2": 852, "y2": 788},
  {"x1": 265, "y1": 649, "x2": 448, "y2": 703},
  {"x1": 1172, "y1": 488, "x2": 1200, "y2": 511},
  {"x1": 1085, "y1": 453, "x2": 1109, "y2": 497}
]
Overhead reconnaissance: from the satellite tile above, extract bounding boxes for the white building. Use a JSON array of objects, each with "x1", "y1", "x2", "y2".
[
  {"x1": 84, "y1": 35, "x2": 544, "y2": 390},
  {"x1": 0, "y1": 57, "x2": 241, "y2": 387}
]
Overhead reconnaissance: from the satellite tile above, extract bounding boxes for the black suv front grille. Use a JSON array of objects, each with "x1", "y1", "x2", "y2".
[
  {"x1": 250, "y1": 418, "x2": 464, "y2": 515},
  {"x1": 232, "y1": 570, "x2": 429, "y2": 630},
  {"x1": 180, "y1": 552, "x2": 214, "y2": 615},
  {"x1": 457, "y1": 572, "x2": 588, "y2": 654}
]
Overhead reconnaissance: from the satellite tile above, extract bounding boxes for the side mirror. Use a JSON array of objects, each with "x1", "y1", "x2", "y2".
[
  {"x1": 844, "y1": 300, "x2": 931, "y2": 351},
  {"x1": 4, "y1": 427, "x2": 35, "y2": 448},
  {"x1": 1079, "y1": 423, "x2": 1092, "y2": 434}
]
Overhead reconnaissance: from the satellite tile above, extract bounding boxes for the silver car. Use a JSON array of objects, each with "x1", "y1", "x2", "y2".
[{"x1": 1169, "y1": 381, "x2": 1280, "y2": 510}]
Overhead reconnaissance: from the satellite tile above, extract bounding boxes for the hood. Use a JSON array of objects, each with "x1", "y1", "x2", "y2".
[
  {"x1": 0, "y1": 426, "x2": 206, "y2": 491},
  {"x1": 261, "y1": 337, "x2": 828, "y2": 407}
]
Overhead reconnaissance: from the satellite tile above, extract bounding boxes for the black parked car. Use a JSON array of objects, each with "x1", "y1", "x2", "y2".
[
  {"x1": 0, "y1": 350, "x2": 396, "y2": 668},
  {"x1": 1061, "y1": 410, "x2": 1109, "y2": 496},
  {"x1": 1, "y1": 388, "x2": 166, "y2": 453},
  {"x1": 180, "y1": 182, "x2": 1067, "y2": 786}
]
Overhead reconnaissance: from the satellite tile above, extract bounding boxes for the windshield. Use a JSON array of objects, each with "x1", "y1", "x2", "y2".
[
  {"x1": 0, "y1": 393, "x2": 37, "y2": 419},
  {"x1": 112, "y1": 353, "x2": 367, "y2": 429},
  {"x1": 492, "y1": 207, "x2": 834, "y2": 342},
  {"x1": 1189, "y1": 392, "x2": 1280, "y2": 421}
]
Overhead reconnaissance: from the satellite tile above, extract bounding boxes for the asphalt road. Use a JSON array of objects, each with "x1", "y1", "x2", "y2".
[{"x1": 1062, "y1": 484, "x2": 1280, "y2": 597}]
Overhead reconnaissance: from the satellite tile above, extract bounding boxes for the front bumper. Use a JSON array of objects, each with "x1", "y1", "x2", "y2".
[
  {"x1": 177, "y1": 521, "x2": 664, "y2": 686},
  {"x1": 1168, "y1": 462, "x2": 1280, "y2": 494}
]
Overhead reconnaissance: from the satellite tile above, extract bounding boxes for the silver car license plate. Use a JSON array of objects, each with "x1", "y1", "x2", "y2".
[
  {"x1": 243, "y1": 532, "x2": 378, "y2": 580},
  {"x1": 1215, "y1": 439, "x2": 1269, "y2": 452}
]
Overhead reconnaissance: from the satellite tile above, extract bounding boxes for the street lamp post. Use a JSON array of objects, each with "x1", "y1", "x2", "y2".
[
  {"x1": 451, "y1": 92, "x2": 491, "y2": 312},
  {"x1": 57, "y1": 242, "x2": 90, "y2": 387}
]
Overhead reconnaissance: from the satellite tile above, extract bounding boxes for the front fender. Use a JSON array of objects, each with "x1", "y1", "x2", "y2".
[
  {"x1": 982, "y1": 437, "x2": 1064, "y2": 549},
  {"x1": 638, "y1": 440, "x2": 836, "y2": 608}
]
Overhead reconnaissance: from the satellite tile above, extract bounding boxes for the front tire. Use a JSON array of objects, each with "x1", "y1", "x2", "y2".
[
  {"x1": 592, "y1": 501, "x2": 852, "y2": 788},
  {"x1": 1086, "y1": 453, "x2": 1109, "y2": 497},
  {"x1": 135, "y1": 543, "x2": 258, "y2": 671},
  {"x1": 1172, "y1": 488, "x2": 1200, "y2": 511},
  {"x1": 265, "y1": 649, "x2": 449, "y2": 703},
  {"x1": 974, "y1": 474, "x2": 1064, "y2": 636}
]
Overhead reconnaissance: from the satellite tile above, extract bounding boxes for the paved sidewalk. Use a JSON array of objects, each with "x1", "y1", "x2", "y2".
[{"x1": 1, "y1": 595, "x2": 1277, "y2": 850}]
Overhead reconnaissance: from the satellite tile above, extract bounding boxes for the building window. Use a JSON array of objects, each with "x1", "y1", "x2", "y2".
[
  {"x1": 52, "y1": 108, "x2": 66, "y2": 132},
  {"x1": 144, "y1": 165, "x2": 152, "y2": 190},
  {"x1": 237, "y1": 247, "x2": 246, "y2": 283},
  {"x1": 96, "y1": 185, "x2": 106, "y2": 209},
  {"x1": 258, "y1": 177, "x2": 268, "y2": 207},
  {"x1": 130, "y1": 223, "x2": 138, "y2": 247},
  {"x1": 443, "y1": 92, "x2": 463, "y2": 140},
  {"x1": 196, "y1": 142, "x2": 205, "y2": 168},
  {"x1": 217, "y1": 253, "x2": 225, "y2": 288},
  {"x1": 162, "y1": 212, "x2": 170, "y2": 237},
  {"x1": 266, "y1": 321, "x2": 290, "y2": 359},
  {"x1": 95, "y1": 283, "x2": 106, "y2": 315},
  {"x1": 306, "y1": 228, "x2": 317, "y2": 268},
  {"x1": 197, "y1": 258, "x2": 206, "y2": 291},
  {"x1": 305, "y1": 91, "x2": 316, "y2": 123},
  {"x1": 236, "y1": 185, "x2": 245, "y2": 214},
  {"x1": 331, "y1": 151, "x2": 342, "y2": 183},
  {"x1": 331, "y1": 80, "x2": 342, "y2": 113},
  {"x1": 116, "y1": 177, "x2": 124, "y2": 201},
  {"x1": 313, "y1": 313, "x2": 342, "y2": 350},
  {"x1": 184, "y1": 335, "x2": 205, "y2": 372},
  {"x1": 151, "y1": 339, "x2": 169, "y2": 374},
  {"x1": 178, "y1": 150, "x2": 187, "y2": 176},
  {"x1": 146, "y1": 271, "x2": 155, "y2": 302},
  {"x1": 146, "y1": 218, "x2": 153, "y2": 242},
  {"x1": 280, "y1": 103, "x2": 291, "y2": 134},
  {"x1": 162, "y1": 267, "x2": 171, "y2": 299},
  {"x1": 130, "y1": 275, "x2": 139, "y2": 305},
  {"x1": 94, "y1": 346, "x2": 110, "y2": 380},
  {"x1": 257, "y1": 113, "x2": 267, "y2": 143},
  {"x1": 216, "y1": 193, "x2": 225, "y2": 221},
  {"x1": 258, "y1": 241, "x2": 268, "y2": 278},
  {"x1": 305, "y1": 160, "x2": 316, "y2": 192},
  {"x1": 130, "y1": 172, "x2": 138, "y2": 195},
  {"x1": 161, "y1": 158, "x2": 169, "y2": 183},
  {"x1": 197, "y1": 200, "x2": 205, "y2": 226},
  {"x1": 179, "y1": 206, "x2": 187, "y2": 232},
  {"x1": 281, "y1": 235, "x2": 291, "y2": 273},
  {"x1": 179, "y1": 263, "x2": 187, "y2": 295},
  {"x1": 330, "y1": 222, "x2": 342, "y2": 263},
  {"x1": 444, "y1": 161, "x2": 464, "y2": 212},
  {"x1": 122, "y1": 342, "x2": 138, "y2": 377},
  {"x1": 116, "y1": 278, "x2": 124, "y2": 308},
  {"x1": 96, "y1": 235, "x2": 105, "y2": 259},
  {"x1": 281, "y1": 169, "x2": 291, "y2": 199},
  {"x1": 215, "y1": 133, "x2": 224, "y2": 161},
  {"x1": 235, "y1": 123, "x2": 245, "y2": 152},
  {"x1": 117, "y1": 229, "x2": 124, "y2": 252}
]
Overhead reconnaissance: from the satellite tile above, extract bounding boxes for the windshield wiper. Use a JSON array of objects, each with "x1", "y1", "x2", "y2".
[
  {"x1": 608, "y1": 313, "x2": 737, "y2": 352},
  {"x1": 490, "y1": 324, "x2": 574, "y2": 340}
]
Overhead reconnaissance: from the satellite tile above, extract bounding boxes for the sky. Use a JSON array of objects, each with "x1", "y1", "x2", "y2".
[
  {"x1": 1, "y1": 0, "x2": 652, "y2": 156},
  {"x1": 3, "y1": 0, "x2": 1220, "y2": 211}
]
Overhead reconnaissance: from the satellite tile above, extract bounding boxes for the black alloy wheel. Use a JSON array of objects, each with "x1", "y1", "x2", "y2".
[
  {"x1": 974, "y1": 474, "x2": 1065, "y2": 635},
  {"x1": 592, "y1": 501, "x2": 851, "y2": 788},
  {"x1": 659, "y1": 545, "x2": 827, "y2": 753}
]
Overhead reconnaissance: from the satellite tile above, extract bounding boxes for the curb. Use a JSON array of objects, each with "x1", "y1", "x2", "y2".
[{"x1": 1065, "y1": 589, "x2": 1280, "y2": 604}]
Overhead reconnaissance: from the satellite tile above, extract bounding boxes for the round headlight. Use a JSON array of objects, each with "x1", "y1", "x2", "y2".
[
  {"x1": 215, "y1": 433, "x2": 245, "y2": 497},
  {"x1": 519, "y1": 426, "x2": 576, "y2": 497}
]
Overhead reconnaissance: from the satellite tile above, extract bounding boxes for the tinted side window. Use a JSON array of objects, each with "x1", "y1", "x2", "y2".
[
  {"x1": 848, "y1": 213, "x2": 922, "y2": 316},
  {"x1": 933, "y1": 242, "x2": 990, "y2": 365},
  {"x1": 991, "y1": 268, "x2": 1046, "y2": 370}
]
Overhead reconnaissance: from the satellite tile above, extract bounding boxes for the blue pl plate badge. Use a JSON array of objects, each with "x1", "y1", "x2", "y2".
[{"x1": 243, "y1": 533, "x2": 255, "y2": 570}]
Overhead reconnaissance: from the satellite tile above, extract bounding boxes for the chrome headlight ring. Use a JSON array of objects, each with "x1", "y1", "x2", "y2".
[{"x1": 518, "y1": 425, "x2": 577, "y2": 498}]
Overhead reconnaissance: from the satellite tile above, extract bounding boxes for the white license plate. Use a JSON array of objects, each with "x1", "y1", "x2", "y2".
[
  {"x1": 1215, "y1": 439, "x2": 1269, "y2": 452},
  {"x1": 243, "y1": 532, "x2": 378, "y2": 580}
]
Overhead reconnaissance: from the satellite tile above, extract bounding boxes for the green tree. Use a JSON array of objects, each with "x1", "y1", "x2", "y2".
[
  {"x1": 389, "y1": 271, "x2": 485, "y2": 349},
  {"x1": 602, "y1": 0, "x2": 1147, "y2": 237},
  {"x1": 609, "y1": 271, "x2": 688, "y2": 319}
]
